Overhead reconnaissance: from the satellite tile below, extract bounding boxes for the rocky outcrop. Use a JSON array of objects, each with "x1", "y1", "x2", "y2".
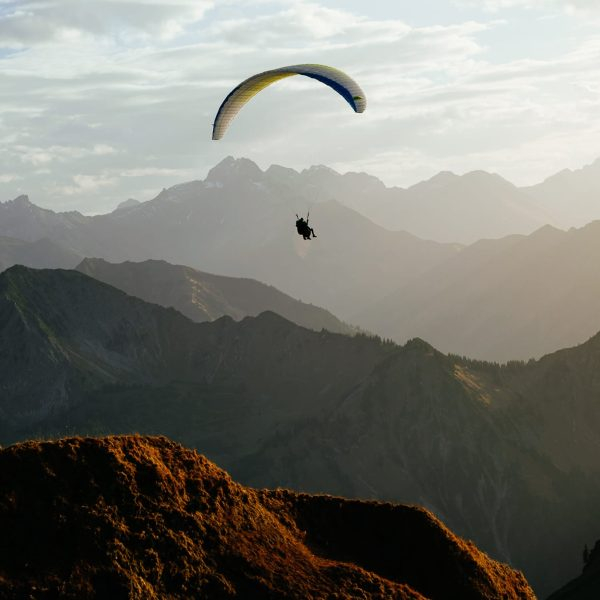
[{"x1": 0, "y1": 435, "x2": 535, "y2": 599}]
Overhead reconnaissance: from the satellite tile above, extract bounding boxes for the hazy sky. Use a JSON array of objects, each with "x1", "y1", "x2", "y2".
[{"x1": 1, "y1": 0, "x2": 600, "y2": 213}]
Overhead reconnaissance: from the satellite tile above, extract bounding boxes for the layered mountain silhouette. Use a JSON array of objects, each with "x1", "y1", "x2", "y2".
[
  {"x1": 0, "y1": 435, "x2": 535, "y2": 599},
  {"x1": 4, "y1": 156, "x2": 600, "y2": 349},
  {"x1": 523, "y1": 158, "x2": 600, "y2": 230},
  {"x1": 0, "y1": 163, "x2": 460, "y2": 317},
  {"x1": 76, "y1": 258, "x2": 353, "y2": 334},
  {"x1": 7, "y1": 156, "x2": 600, "y2": 252},
  {"x1": 2, "y1": 265, "x2": 600, "y2": 595},
  {"x1": 267, "y1": 157, "x2": 600, "y2": 242},
  {"x1": 284, "y1": 165, "x2": 550, "y2": 243},
  {"x1": 355, "y1": 219, "x2": 600, "y2": 361},
  {"x1": 548, "y1": 539, "x2": 600, "y2": 600}
]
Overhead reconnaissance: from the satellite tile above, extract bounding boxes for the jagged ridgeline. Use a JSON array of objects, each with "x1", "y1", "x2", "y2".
[
  {"x1": 7, "y1": 158, "x2": 600, "y2": 363},
  {"x1": 2, "y1": 266, "x2": 600, "y2": 596},
  {"x1": 0, "y1": 435, "x2": 534, "y2": 599}
]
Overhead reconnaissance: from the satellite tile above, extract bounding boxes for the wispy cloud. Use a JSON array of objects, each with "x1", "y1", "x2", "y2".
[
  {"x1": 457, "y1": 0, "x2": 600, "y2": 14},
  {"x1": 0, "y1": 0, "x2": 599, "y2": 211},
  {"x1": 53, "y1": 173, "x2": 119, "y2": 196},
  {"x1": 0, "y1": 0, "x2": 214, "y2": 46},
  {"x1": 0, "y1": 173, "x2": 21, "y2": 183}
]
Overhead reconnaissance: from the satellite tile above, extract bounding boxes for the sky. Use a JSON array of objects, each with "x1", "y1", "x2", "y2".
[{"x1": 1, "y1": 0, "x2": 600, "y2": 213}]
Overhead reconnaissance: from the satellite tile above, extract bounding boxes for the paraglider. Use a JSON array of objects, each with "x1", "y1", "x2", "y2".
[
  {"x1": 295, "y1": 212, "x2": 317, "y2": 240},
  {"x1": 211, "y1": 64, "x2": 365, "y2": 241},
  {"x1": 211, "y1": 64, "x2": 366, "y2": 140}
]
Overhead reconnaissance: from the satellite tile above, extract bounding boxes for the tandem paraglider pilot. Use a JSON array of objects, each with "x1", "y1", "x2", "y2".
[{"x1": 296, "y1": 214, "x2": 317, "y2": 240}]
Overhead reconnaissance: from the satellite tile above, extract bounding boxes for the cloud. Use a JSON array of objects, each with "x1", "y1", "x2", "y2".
[
  {"x1": 456, "y1": 0, "x2": 600, "y2": 14},
  {"x1": 119, "y1": 167, "x2": 194, "y2": 177},
  {"x1": 0, "y1": 0, "x2": 214, "y2": 47},
  {"x1": 10, "y1": 144, "x2": 118, "y2": 166},
  {"x1": 54, "y1": 173, "x2": 118, "y2": 196},
  {"x1": 0, "y1": 173, "x2": 21, "y2": 183},
  {"x1": 0, "y1": 0, "x2": 599, "y2": 211}
]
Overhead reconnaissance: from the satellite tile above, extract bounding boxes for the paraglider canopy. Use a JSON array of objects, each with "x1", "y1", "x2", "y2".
[{"x1": 212, "y1": 64, "x2": 366, "y2": 140}]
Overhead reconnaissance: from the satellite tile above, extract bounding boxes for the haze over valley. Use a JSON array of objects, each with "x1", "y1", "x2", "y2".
[{"x1": 5, "y1": 155, "x2": 600, "y2": 362}]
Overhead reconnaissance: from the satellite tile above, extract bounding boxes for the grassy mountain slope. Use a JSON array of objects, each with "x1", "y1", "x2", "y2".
[{"x1": 0, "y1": 435, "x2": 535, "y2": 599}]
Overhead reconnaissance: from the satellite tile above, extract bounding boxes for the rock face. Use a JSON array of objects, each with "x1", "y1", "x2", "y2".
[
  {"x1": 547, "y1": 540, "x2": 600, "y2": 600},
  {"x1": 0, "y1": 435, "x2": 535, "y2": 600},
  {"x1": 75, "y1": 257, "x2": 354, "y2": 335}
]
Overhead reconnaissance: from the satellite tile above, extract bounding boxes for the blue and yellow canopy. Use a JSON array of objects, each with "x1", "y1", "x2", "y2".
[{"x1": 212, "y1": 64, "x2": 366, "y2": 140}]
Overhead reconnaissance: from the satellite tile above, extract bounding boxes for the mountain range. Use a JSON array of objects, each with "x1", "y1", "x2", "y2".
[
  {"x1": 522, "y1": 158, "x2": 600, "y2": 231},
  {"x1": 3, "y1": 156, "x2": 600, "y2": 362},
  {"x1": 257, "y1": 156, "x2": 600, "y2": 243},
  {"x1": 75, "y1": 258, "x2": 353, "y2": 335},
  {"x1": 0, "y1": 165, "x2": 460, "y2": 318},
  {"x1": 6, "y1": 156, "x2": 600, "y2": 250},
  {"x1": 2, "y1": 265, "x2": 600, "y2": 596},
  {"x1": 356, "y1": 219, "x2": 600, "y2": 361},
  {"x1": 0, "y1": 435, "x2": 534, "y2": 599},
  {"x1": 288, "y1": 165, "x2": 549, "y2": 243}
]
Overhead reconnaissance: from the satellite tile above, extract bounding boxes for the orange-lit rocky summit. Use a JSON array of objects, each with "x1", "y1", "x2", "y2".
[{"x1": 0, "y1": 435, "x2": 534, "y2": 599}]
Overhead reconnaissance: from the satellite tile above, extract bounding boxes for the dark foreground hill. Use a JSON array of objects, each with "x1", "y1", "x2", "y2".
[
  {"x1": 2, "y1": 266, "x2": 599, "y2": 595},
  {"x1": 75, "y1": 257, "x2": 353, "y2": 335},
  {"x1": 548, "y1": 540, "x2": 600, "y2": 600},
  {"x1": 0, "y1": 435, "x2": 535, "y2": 600}
]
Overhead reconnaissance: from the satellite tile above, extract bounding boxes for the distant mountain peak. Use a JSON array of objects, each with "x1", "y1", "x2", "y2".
[
  {"x1": 114, "y1": 198, "x2": 140, "y2": 212},
  {"x1": 206, "y1": 156, "x2": 264, "y2": 184},
  {"x1": 301, "y1": 164, "x2": 340, "y2": 182},
  {"x1": 462, "y1": 170, "x2": 513, "y2": 185},
  {"x1": 265, "y1": 164, "x2": 300, "y2": 180},
  {"x1": 531, "y1": 223, "x2": 562, "y2": 237},
  {"x1": 9, "y1": 194, "x2": 31, "y2": 206},
  {"x1": 411, "y1": 171, "x2": 458, "y2": 189},
  {"x1": 305, "y1": 164, "x2": 339, "y2": 175},
  {"x1": 430, "y1": 170, "x2": 456, "y2": 181}
]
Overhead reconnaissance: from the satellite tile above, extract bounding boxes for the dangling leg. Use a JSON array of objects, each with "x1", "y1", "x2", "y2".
[{"x1": 310, "y1": 228, "x2": 317, "y2": 238}]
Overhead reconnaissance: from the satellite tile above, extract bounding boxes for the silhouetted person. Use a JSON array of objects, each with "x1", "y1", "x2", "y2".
[{"x1": 296, "y1": 216, "x2": 316, "y2": 240}]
